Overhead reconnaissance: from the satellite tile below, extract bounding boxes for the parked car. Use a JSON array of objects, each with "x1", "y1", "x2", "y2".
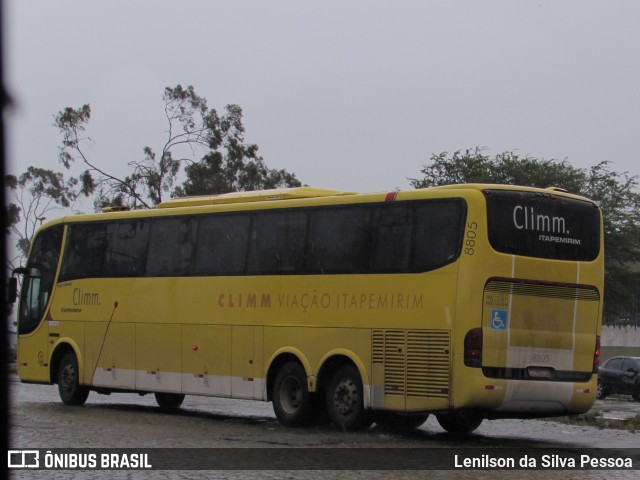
[{"x1": 597, "y1": 356, "x2": 640, "y2": 401}]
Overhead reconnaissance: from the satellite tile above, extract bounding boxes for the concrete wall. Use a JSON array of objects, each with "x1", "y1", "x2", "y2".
[{"x1": 601, "y1": 324, "x2": 640, "y2": 360}]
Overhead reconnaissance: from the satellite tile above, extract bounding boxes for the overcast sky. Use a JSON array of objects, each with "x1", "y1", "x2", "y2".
[{"x1": 6, "y1": 0, "x2": 640, "y2": 200}]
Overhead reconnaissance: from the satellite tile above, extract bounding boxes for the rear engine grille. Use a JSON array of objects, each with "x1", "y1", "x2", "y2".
[{"x1": 373, "y1": 329, "x2": 451, "y2": 398}]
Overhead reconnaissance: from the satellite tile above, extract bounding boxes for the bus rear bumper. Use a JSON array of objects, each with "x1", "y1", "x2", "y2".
[{"x1": 486, "y1": 379, "x2": 596, "y2": 415}]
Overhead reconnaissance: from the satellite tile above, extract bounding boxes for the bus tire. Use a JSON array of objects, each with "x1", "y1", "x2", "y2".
[
  {"x1": 325, "y1": 365, "x2": 371, "y2": 431},
  {"x1": 435, "y1": 411, "x2": 483, "y2": 435},
  {"x1": 57, "y1": 352, "x2": 89, "y2": 406},
  {"x1": 154, "y1": 392, "x2": 185, "y2": 410},
  {"x1": 272, "y1": 362, "x2": 313, "y2": 427},
  {"x1": 374, "y1": 412, "x2": 429, "y2": 431}
]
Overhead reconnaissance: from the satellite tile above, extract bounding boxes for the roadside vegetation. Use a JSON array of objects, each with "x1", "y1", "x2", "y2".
[{"x1": 551, "y1": 401, "x2": 640, "y2": 431}]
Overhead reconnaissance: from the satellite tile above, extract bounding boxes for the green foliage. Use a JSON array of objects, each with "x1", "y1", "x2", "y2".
[
  {"x1": 53, "y1": 84, "x2": 300, "y2": 209},
  {"x1": 7, "y1": 84, "x2": 301, "y2": 269},
  {"x1": 171, "y1": 97, "x2": 301, "y2": 196},
  {"x1": 55, "y1": 104, "x2": 91, "y2": 169},
  {"x1": 5, "y1": 203, "x2": 20, "y2": 235},
  {"x1": 4, "y1": 176, "x2": 20, "y2": 234},
  {"x1": 411, "y1": 147, "x2": 587, "y2": 190},
  {"x1": 411, "y1": 148, "x2": 640, "y2": 322},
  {"x1": 4, "y1": 167, "x2": 79, "y2": 262},
  {"x1": 553, "y1": 411, "x2": 640, "y2": 431},
  {"x1": 175, "y1": 140, "x2": 301, "y2": 197}
]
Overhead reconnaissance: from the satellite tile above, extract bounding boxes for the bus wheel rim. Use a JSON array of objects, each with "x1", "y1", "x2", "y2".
[
  {"x1": 279, "y1": 375, "x2": 302, "y2": 414},
  {"x1": 333, "y1": 379, "x2": 357, "y2": 416},
  {"x1": 60, "y1": 363, "x2": 75, "y2": 393}
]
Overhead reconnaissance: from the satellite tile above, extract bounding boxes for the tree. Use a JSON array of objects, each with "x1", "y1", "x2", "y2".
[
  {"x1": 411, "y1": 148, "x2": 640, "y2": 322},
  {"x1": 5, "y1": 167, "x2": 79, "y2": 266},
  {"x1": 175, "y1": 149, "x2": 301, "y2": 197},
  {"x1": 7, "y1": 84, "x2": 301, "y2": 271},
  {"x1": 172, "y1": 99, "x2": 301, "y2": 196},
  {"x1": 55, "y1": 84, "x2": 300, "y2": 209}
]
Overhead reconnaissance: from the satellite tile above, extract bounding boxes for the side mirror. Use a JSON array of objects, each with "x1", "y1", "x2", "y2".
[
  {"x1": 7, "y1": 277, "x2": 19, "y2": 304},
  {"x1": 7, "y1": 267, "x2": 28, "y2": 305}
]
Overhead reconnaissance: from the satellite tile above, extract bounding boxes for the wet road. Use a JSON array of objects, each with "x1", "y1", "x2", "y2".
[{"x1": 7, "y1": 371, "x2": 640, "y2": 479}]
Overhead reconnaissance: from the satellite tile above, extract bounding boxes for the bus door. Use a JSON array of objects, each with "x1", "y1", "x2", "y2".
[{"x1": 16, "y1": 225, "x2": 64, "y2": 383}]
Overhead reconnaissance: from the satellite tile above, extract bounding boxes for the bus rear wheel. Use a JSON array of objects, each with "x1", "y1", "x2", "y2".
[
  {"x1": 325, "y1": 365, "x2": 372, "y2": 431},
  {"x1": 435, "y1": 411, "x2": 483, "y2": 435},
  {"x1": 272, "y1": 362, "x2": 314, "y2": 427},
  {"x1": 154, "y1": 392, "x2": 185, "y2": 410},
  {"x1": 58, "y1": 352, "x2": 89, "y2": 406}
]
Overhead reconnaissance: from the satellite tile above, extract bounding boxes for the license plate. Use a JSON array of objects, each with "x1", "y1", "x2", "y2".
[{"x1": 528, "y1": 367, "x2": 553, "y2": 379}]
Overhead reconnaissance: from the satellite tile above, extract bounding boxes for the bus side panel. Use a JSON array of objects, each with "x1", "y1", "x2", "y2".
[
  {"x1": 263, "y1": 326, "x2": 371, "y2": 396},
  {"x1": 135, "y1": 323, "x2": 181, "y2": 393},
  {"x1": 181, "y1": 324, "x2": 232, "y2": 396},
  {"x1": 87, "y1": 322, "x2": 135, "y2": 389},
  {"x1": 449, "y1": 192, "x2": 498, "y2": 410},
  {"x1": 17, "y1": 322, "x2": 50, "y2": 383},
  {"x1": 49, "y1": 320, "x2": 85, "y2": 380},
  {"x1": 50, "y1": 279, "x2": 117, "y2": 386},
  {"x1": 231, "y1": 325, "x2": 263, "y2": 399},
  {"x1": 253, "y1": 327, "x2": 265, "y2": 399}
]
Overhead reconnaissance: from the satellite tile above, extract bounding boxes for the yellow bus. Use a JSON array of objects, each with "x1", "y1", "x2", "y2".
[{"x1": 10, "y1": 184, "x2": 603, "y2": 434}]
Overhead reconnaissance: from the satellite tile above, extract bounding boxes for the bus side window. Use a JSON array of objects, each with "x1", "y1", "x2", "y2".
[
  {"x1": 306, "y1": 207, "x2": 371, "y2": 274},
  {"x1": 146, "y1": 217, "x2": 196, "y2": 277},
  {"x1": 104, "y1": 220, "x2": 149, "y2": 277},
  {"x1": 412, "y1": 200, "x2": 465, "y2": 271},
  {"x1": 247, "y1": 210, "x2": 307, "y2": 275},
  {"x1": 59, "y1": 223, "x2": 107, "y2": 281},
  {"x1": 371, "y1": 205, "x2": 412, "y2": 272},
  {"x1": 194, "y1": 214, "x2": 250, "y2": 276}
]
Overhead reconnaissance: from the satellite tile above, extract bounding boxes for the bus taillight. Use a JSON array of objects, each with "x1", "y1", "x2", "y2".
[
  {"x1": 593, "y1": 335, "x2": 601, "y2": 372},
  {"x1": 464, "y1": 327, "x2": 483, "y2": 367}
]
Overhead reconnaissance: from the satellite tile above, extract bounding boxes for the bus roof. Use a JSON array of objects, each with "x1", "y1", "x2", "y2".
[
  {"x1": 155, "y1": 187, "x2": 359, "y2": 209},
  {"x1": 33, "y1": 183, "x2": 596, "y2": 232},
  {"x1": 430, "y1": 183, "x2": 595, "y2": 203},
  {"x1": 155, "y1": 184, "x2": 593, "y2": 211}
]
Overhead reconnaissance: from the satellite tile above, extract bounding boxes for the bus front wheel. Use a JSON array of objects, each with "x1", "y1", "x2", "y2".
[
  {"x1": 435, "y1": 411, "x2": 483, "y2": 435},
  {"x1": 272, "y1": 362, "x2": 314, "y2": 427},
  {"x1": 325, "y1": 365, "x2": 372, "y2": 431},
  {"x1": 154, "y1": 392, "x2": 185, "y2": 410},
  {"x1": 57, "y1": 352, "x2": 90, "y2": 406}
]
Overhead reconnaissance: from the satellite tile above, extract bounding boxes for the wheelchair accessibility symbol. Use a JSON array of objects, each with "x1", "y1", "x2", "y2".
[{"x1": 491, "y1": 309, "x2": 509, "y2": 331}]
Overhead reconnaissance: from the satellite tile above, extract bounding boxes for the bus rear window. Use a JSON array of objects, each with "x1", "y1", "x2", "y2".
[{"x1": 485, "y1": 190, "x2": 600, "y2": 261}]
